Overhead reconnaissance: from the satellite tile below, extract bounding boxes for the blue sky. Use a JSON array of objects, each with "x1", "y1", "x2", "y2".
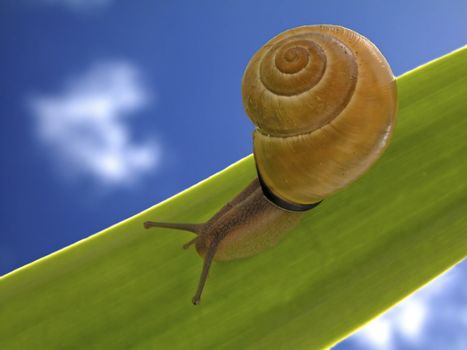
[{"x1": 0, "y1": 0, "x2": 466, "y2": 349}]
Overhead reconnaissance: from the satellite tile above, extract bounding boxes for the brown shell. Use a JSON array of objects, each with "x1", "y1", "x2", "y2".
[{"x1": 242, "y1": 25, "x2": 398, "y2": 205}]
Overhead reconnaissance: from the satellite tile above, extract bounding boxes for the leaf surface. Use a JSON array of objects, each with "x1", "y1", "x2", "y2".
[{"x1": 1, "y1": 48, "x2": 466, "y2": 350}]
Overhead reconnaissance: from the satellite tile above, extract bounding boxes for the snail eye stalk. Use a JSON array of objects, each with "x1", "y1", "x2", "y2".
[
  {"x1": 192, "y1": 241, "x2": 219, "y2": 305},
  {"x1": 143, "y1": 221, "x2": 201, "y2": 235}
]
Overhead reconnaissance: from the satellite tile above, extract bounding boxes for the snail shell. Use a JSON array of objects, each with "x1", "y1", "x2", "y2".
[{"x1": 242, "y1": 25, "x2": 397, "y2": 205}]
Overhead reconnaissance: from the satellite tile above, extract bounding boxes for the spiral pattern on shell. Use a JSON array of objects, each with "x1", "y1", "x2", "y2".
[{"x1": 242, "y1": 25, "x2": 398, "y2": 205}]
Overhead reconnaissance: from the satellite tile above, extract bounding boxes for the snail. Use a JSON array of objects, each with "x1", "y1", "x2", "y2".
[{"x1": 144, "y1": 24, "x2": 398, "y2": 305}]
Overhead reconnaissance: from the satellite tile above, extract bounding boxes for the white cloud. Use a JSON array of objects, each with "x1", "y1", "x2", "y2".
[
  {"x1": 354, "y1": 297, "x2": 427, "y2": 350},
  {"x1": 356, "y1": 318, "x2": 392, "y2": 350},
  {"x1": 348, "y1": 263, "x2": 467, "y2": 350},
  {"x1": 29, "y1": 61, "x2": 160, "y2": 187},
  {"x1": 41, "y1": 0, "x2": 114, "y2": 11}
]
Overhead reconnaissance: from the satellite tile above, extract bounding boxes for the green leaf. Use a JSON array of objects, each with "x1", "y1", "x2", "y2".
[{"x1": 1, "y1": 47, "x2": 466, "y2": 350}]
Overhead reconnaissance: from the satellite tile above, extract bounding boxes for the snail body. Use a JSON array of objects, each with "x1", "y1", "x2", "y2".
[{"x1": 144, "y1": 25, "x2": 397, "y2": 305}]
